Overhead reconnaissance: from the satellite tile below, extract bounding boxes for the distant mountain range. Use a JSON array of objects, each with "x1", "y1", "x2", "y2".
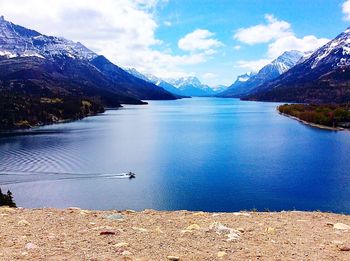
[
  {"x1": 218, "y1": 50, "x2": 304, "y2": 98},
  {"x1": 126, "y1": 68, "x2": 225, "y2": 97},
  {"x1": 219, "y1": 27, "x2": 350, "y2": 103},
  {"x1": 244, "y1": 28, "x2": 350, "y2": 103}
]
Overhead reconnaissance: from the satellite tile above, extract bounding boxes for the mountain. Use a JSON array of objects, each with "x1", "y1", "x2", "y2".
[
  {"x1": 212, "y1": 85, "x2": 228, "y2": 93},
  {"x1": 218, "y1": 50, "x2": 304, "y2": 98},
  {"x1": 167, "y1": 76, "x2": 216, "y2": 97},
  {"x1": 0, "y1": 16, "x2": 178, "y2": 129},
  {"x1": 0, "y1": 16, "x2": 177, "y2": 102},
  {"x1": 125, "y1": 68, "x2": 188, "y2": 97},
  {"x1": 244, "y1": 28, "x2": 350, "y2": 103}
]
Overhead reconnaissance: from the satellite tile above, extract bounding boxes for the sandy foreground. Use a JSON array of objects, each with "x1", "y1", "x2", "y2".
[{"x1": 1, "y1": 208, "x2": 350, "y2": 260}]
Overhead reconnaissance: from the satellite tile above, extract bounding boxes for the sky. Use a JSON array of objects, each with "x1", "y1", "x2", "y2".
[{"x1": 0, "y1": 0, "x2": 350, "y2": 86}]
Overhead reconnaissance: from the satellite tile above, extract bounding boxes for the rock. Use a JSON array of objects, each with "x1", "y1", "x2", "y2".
[
  {"x1": 210, "y1": 222, "x2": 240, "y2": 241},
  {"x1": 18, "y1": 220, "x2": 31, "y2": 226},
  {"x1": 167, "y1": 256, "x2": 180, "y2": 260},
  {"x1": 233, "y1": 212, "x2": 251, "y2": 217},
  {"x1": 104, "y1": 214, "x2": 124, "y2": 221},
  {"x1": 80, "y1": 210, "x2": 90, "y2": 215},
  {"x1": 192, "y1": 212, "x2": 205, "y2": 216},
  {"x1": 124, "y1": 210, "x2": 136, "y2": 214},
  {"x1": 100, "y1": 231, "x2": 117, "y2": 235},
  {"x1": 237, "y1": 227, "x2": 245, "y2": 233},
  {"x1": 332, "y1": 240, "x2": 344, "y2": 245},
  {"x1": 339, "y1": 245, "x2": 350, "y2": 251},
  {"x1": 132, "y1": 227, "x2": 148, "y2": 233},
  {"x1": 114, "y1": 242, "x2": 129, "y2": 248},
  {"x1": 185, "y1": 224, "x2": 201, "y2": 230},
  {"x1": 334, "y1": 223, "x2": 350, "y2": 230},
  {"x1": 67, "y1": 207, "x2": 81, "y2": 210},
  {"x1": 155, "y1": 227, "x2": 164, "y2": 234},
  {"x1": 217, "y1": 251, "x2": 227, "y2": 258},
  {"x1": 25, "y1": 243, "x2": 38, "y2": 250},
  {"x1": 122, "y1": 250, "x2": 132, "y2": 256},
  {"x1": 266, "y1": 227, "x2": 275, "y2": 234}
]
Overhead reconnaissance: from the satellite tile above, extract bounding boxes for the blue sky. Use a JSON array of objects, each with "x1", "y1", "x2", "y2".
[
  {"x1": 0, "y1": 0, "x2": 349, "y2": 86},
  {"x1": 154, "y1": 0, "x2": 349, "y2": 85}
]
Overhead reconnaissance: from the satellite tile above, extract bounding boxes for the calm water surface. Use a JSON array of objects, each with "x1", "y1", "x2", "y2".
[{"x1": 1, "y1": 98, "x2": 350, "y2": 213}]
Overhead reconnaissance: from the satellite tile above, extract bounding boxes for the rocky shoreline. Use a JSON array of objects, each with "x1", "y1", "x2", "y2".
[
  {"x1": 1, "y1": 207, "x2": 350, "y2": 260},
  {"x1": 278, "y1": 111, "x2": 345, "y2": 131}
]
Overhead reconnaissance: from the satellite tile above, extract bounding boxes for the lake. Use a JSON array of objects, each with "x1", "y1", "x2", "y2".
[{"x1": 1, "y1": 98, "x2": 350, "y2": 213}]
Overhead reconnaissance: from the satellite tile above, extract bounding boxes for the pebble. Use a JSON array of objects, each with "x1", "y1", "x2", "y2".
[
  {"x1": 80, "y1": 210, "x2": 90, "y2": 215},
  {"x1": 100, "y1": 231, "x2": 117, "y2": 235},
  {"x1": 114, "y1": 242, "x2": 129, "y2": 248},
  {"x1": 339, "y1": 245, "x2": 350, "y2": 251},
  {"x1": 233, "y1": 212, "x2": 251, "y2": 217},
  {"x1": 192, "y1": 212, "x2": 205, "y2": 216},
  {"x1": 266, "y1": 227, "x2": 275, "y2": 234},
  {"x1": 132, "y1": 227, "x2": 148, "y2": 233},
  {"x1": 122, "y1": 250, "x2": 132, "y2": 256},
  {"x1": 67, "y1": 207, "x2": 81, "y2": 210},
  {"x1": 332, "y1": 240, "x2": 344, "y2": 245},
  {"x1": 217, "y1": 251, "x2": 227, "y2": 258},
  {"x1": 185, "y1": 224, "x2": 201, "y2": 230},
  {"x1": 237, "y1": 227, "x2": 245, "y2": 233},
  {"x1": 167, "y1": 256, "x2": 180, "y2": 261},
  {"x1": 104, "y1": 214, "x2": 124, "y2": 221},
  {"x1": 18, "y1": 220, "x2": 31, "y2": 226},
  {"x1": 25, "y1": 243, "x2": 38, "y2": 250},
  {"x1": 333, "y1": 223, "x2": 350, "y2": 230},
  {"x1": 155, "y1": 227, "x2": 164, "y2": 234},
  {"x1": 210, "y1": 222, "x2": 240, "y2": 241}
]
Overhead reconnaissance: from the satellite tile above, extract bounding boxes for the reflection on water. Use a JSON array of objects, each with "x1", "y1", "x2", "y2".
[{"x1": 1, "y1": 98, "x2": 350, "y2": 212}]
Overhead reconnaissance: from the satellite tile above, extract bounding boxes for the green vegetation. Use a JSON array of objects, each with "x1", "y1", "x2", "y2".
[
  {"x1": 0, "y1": 90, "x2": 105, "y2": 130},
  {"x1": 0, "y1": 188, "x2": 16, "y2": 208},
  {"x1": 278, "y1": 104, "x2": 350, "y2": 128}
]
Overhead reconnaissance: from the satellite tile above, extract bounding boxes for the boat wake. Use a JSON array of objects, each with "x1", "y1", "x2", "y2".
[{"x1": 0, "y1": 169, "x2": 136, "y2": 185}]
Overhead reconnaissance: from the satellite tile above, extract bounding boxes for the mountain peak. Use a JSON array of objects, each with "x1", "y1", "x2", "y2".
[{"x1": 0, "y1": 17, "x2": 97, "y2": 60}]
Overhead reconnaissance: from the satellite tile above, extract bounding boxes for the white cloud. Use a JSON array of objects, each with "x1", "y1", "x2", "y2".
[
  {"x1": 343, "y1": 0, "x2": 350, "y2": 21},
  {"x1": 267, "y1": 35, "x2": 329, "y2": 58},
  {"x1": 178, "y1": 29, "x2": 223, "y2": 52},
  {"x1": 0, "y1": 0, "x2": 209, "y2": 79},
  {"x1": 202, "y1": 73, "x2": 218, "y2": 80},
  {"x1": 234, "y1": 14, "x2": 292, "y2": 45},
  {"x1": 233, "y1": 45, "x2": 241, "y2": 51},
  {"x1": 234, "y1": 14, "x2": 330, "y2": 72}
]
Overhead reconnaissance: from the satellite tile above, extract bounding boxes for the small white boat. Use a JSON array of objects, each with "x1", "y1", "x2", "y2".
[{"x1": 126, "y1": 172, "x2": 136, "y2": 179}]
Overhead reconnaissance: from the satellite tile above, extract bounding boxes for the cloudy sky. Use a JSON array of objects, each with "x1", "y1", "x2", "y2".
[{"x1": 0, "y1": 0, "x2": 349, "y2": 86}]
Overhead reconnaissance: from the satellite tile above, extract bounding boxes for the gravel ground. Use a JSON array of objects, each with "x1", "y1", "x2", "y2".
[{"x1": 1, "y1": 207, "x2": 350, "y2": 260}]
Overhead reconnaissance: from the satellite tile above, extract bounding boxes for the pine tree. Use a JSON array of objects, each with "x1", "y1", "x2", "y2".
[{"x1": 0, "y1": 187, "x2": 16, "y2": 208}]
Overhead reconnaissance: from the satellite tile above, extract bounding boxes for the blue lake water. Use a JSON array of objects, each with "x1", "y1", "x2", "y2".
[{"x1": 1, "y1": 98, "x2": 350, "y2": 213}]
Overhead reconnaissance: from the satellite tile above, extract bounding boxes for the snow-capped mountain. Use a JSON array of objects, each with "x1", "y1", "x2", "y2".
[
  {"x1": 212, "y1": 85, "x2": 228, "y2": 93},
  {"x1": 167, "y1": 76, "x2": 216, "y2": 96},
  {"x1": 125, "y1": 69, "x2": 221, "y2": 97},
  {"x1": 236, "y1": 72, "x2": 254, "y2": 83},
  {"x1": 218, "y1": 50, "x2": 303, "y2": 97},
  {"x1": 125, "y1": 68, "x2": 188, "y2": 97},
  {"x1": 244, "y1": 28, "x2": 350, "y2": 103},
  {"x1": 0, "y1": 16, "x2": 97, "y2": 60},
  {"x1": 0, "y1": 16, "x2": 177, "y2": 103}
]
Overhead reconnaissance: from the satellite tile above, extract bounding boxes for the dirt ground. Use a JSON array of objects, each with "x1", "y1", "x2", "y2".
[{"x1": 1, "y1": 207, "x2": 350, "y2": 260}]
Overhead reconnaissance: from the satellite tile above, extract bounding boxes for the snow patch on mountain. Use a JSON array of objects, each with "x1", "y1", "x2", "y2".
[{"x1": 0, "y1": 16, "x2": 97, "y2": 60}]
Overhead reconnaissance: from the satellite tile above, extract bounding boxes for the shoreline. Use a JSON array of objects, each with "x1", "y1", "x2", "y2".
[
  {"x1": 277, "y1": 109, "x2": 345, "y2": 131},
  {"x1": 1, "y1": 207, "x2": 350, "y2": 260}
]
